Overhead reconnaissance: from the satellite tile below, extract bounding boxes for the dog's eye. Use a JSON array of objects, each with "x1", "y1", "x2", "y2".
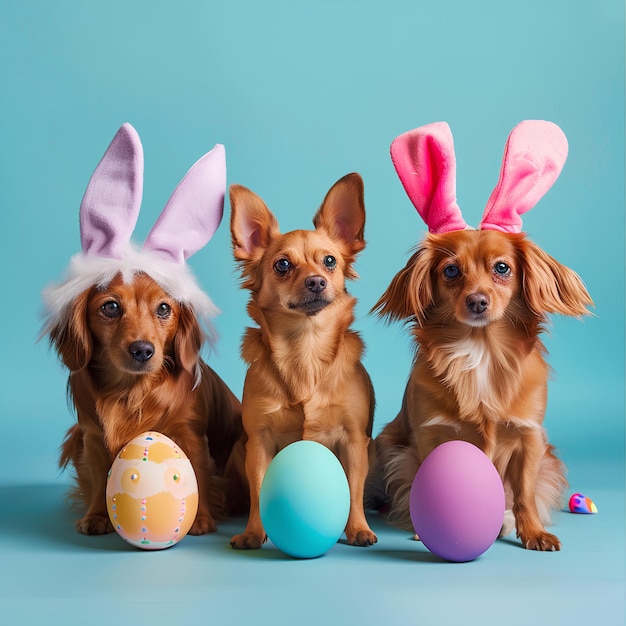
[
  {"x1": 156, "y1": 302, "x2": 172, "y2": 318},
  {"x1": 323, "y1": 255, "x2": 336, "y2": 270},
  {"x1": 274, "y1": 258, "x2": 291, "y2": 274},
  {"x1": 494, "y1": 262, "x2": 511, "y2": 276},
  {"x1": 443, "y1": 264, "x2": 460, "y2": 279},
  {"x1": 101, "y1": 301, "x2": 120, "y2": 318}
]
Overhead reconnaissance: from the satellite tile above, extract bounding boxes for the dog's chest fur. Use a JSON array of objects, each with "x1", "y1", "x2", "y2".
[
  {"x1": 84, "y1": 373, "x2": 188, "y2": 458},
  {"x1": 441, "y1": 337, "x2": 493, "y2": 398},
  {"x1": 243, "y1": 320, "x2": 364, "y2": 406},
  {"x1": 421, "y1": 328, "x2": 532, "y2": 423}
]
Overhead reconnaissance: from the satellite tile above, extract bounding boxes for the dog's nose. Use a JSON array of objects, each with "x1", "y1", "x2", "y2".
[
  {"x1": 129, "y1": 341, "x2": 155, "y2": 362},
  {"x1": 305, "y1": 275, "x2": 327, "y2": 293},
  {"x1": 466, "y1": 293, "x2": 489, "y2": 314}
]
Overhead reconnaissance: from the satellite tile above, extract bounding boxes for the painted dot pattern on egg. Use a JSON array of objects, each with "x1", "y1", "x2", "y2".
[{"x1": 105, "y1": 432, "x2": 199, "y2": 550}]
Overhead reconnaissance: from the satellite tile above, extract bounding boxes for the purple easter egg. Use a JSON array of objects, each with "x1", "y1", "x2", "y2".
[{"x1": 410, "y1": 441, "x2": 505, "y2": 562}]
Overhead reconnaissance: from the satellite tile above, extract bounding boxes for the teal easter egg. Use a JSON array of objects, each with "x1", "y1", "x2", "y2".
[{"x1": 260, "y1": 441, "x2": 350, "y2": 558}]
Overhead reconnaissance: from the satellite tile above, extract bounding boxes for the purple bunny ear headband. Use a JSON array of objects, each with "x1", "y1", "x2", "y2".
[
  {"x1": 42, "y1": 123, "x2": 226, "y2": 342},
  {"x1": 390, "y1": 120, "x2": 568, "y2": 233}
]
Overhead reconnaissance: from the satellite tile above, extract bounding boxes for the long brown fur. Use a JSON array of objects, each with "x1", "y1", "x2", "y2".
[
  {"x1": 50, "y1": 272, "x2": 246, "y2": 535},
  {"x1": 229, "y1": 173, "x2": 377, "y2": 550},
  {"x1": 370, "y1": 229, "x2": 593, "y2": 551}
]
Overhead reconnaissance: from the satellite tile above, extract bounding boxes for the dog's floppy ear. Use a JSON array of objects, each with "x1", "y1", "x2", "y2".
[
  {"x1": 518, "y1": 238, "x2": 593, "y2": 317},
  {"x1": 49, "y1": 289, "x2": 93, "y2": 372},
  {"x1": 229, "y1": 184, "x2": 280, "y2": 261},
  {"x1": 313, "y1": 173, "x2": 366, "y2": 256},
  {"x1": 372, "y1": 244, "x2": 435, "y2": 324},
  {"x1": 173, "y1": 304, "x2": 203, "y2": 377}
]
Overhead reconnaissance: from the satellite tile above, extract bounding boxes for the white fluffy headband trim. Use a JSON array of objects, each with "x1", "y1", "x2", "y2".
[{"x1": 41, "y1": 245, "x2": 219, "y2": 341}]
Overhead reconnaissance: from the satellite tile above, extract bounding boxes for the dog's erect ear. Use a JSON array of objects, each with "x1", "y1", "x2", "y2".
[
  {"x1": 49, "y1": 289, "x2": 93, "y2": 372},
  {"x1": 313, "y1": 173, "x2": 366, "y2": 255},
  {"x1": 173, "y1": 305, "x2": 203, "y2": 376},
  {"x1": 518, "y1": 238, "x2": 593, "y2": 318},
  {"x1": 372, "y1": 245, "x2": 435, "y2": 324},
  {"x1": 229, "y1": 184, "x2": 280, "y2": 261}
]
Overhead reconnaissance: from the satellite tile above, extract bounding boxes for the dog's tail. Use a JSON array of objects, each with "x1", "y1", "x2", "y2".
[
  {"x1": 59, "y1": 424, "x2": 82, "y2": 470},
  {"x1": 59, "y1": 424, "x2": 87, "y2": 507}
]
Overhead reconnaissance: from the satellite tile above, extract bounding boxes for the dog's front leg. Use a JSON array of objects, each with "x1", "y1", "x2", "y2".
[
  {"x1": 303, "y1": 405, "x2": 377, "y2": 548},
  {"x1": 183, "y1": 436, "x2": 218, "y2": 535},
  {"x1": 339, "y1": 431, "x2": 378, "y2": 547},
  {"x1": 230, "y1": 433, "x2": 271, "y2": 549},
  {"x1": 77, "y1": 431, "x2": 114, "y2": 535},
  {"x1": 510, "y1": 429, "x2": 561, "y2": 551}
]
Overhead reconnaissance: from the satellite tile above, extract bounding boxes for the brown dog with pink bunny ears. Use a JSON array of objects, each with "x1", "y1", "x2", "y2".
[{"x1": 370, "y1": 121, "x2": 593, "y2": 551}]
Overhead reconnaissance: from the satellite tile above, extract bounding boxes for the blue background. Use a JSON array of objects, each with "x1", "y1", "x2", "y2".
[{"x1": 1, "y1": 1, "x2": 623, "y2": 624}]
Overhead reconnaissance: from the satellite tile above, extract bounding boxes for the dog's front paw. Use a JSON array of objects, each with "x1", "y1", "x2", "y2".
[
  {"x1": 188, "y1": 515, "x2": 218, "y2": 535},
  {"x1": 76, "y1": 514, "x2": 113, "y2": 535},
  {"x1": 519, "y1": 530, "x2": 561, "y2": 552},
  {"x1": 346, "y1": 527, "x2": 378, "y2": 547},
  {"x1": 230, "y1": 531, "x2": 267, "y2": 550}
]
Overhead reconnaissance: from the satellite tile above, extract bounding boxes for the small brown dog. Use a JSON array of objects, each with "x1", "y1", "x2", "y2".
[
  {"x1": 370, "y1": 121, "x2": 593, "y2": 551},
  {"x1": 42, "y1": 123, "x2": 246, "y2": 536},
  {"x1": 229, "y1": 173, "x2": 377, "y2": 549},
  {"x1": 50, "y1": 273, "x2": 244, "y2": 535}
]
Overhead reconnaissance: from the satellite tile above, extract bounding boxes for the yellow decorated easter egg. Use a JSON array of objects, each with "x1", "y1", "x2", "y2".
[{"x1": 106, "y1": 432, "x2": 198, "y2": 550}]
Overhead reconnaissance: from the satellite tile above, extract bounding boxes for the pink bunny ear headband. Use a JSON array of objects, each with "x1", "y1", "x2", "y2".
[
  {"x1": 390, "y1": 120, "x2": 568, "y2": 234},
  {"x1": 42, "y1": 123, "x2": 226, "y2": 343}
]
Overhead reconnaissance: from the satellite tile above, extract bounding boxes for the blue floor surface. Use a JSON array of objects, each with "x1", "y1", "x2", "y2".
[{"x1": 1, "y1": 458, "x2": 623, "y2": 626}]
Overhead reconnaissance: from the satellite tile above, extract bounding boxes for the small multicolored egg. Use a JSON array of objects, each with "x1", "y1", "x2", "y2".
[
  {"x1": 106, "y1": 432, "x2": 198, "y2": 550},
  {"x1": 568, "y1": 492, "x2": 598, "y2": 514}
]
